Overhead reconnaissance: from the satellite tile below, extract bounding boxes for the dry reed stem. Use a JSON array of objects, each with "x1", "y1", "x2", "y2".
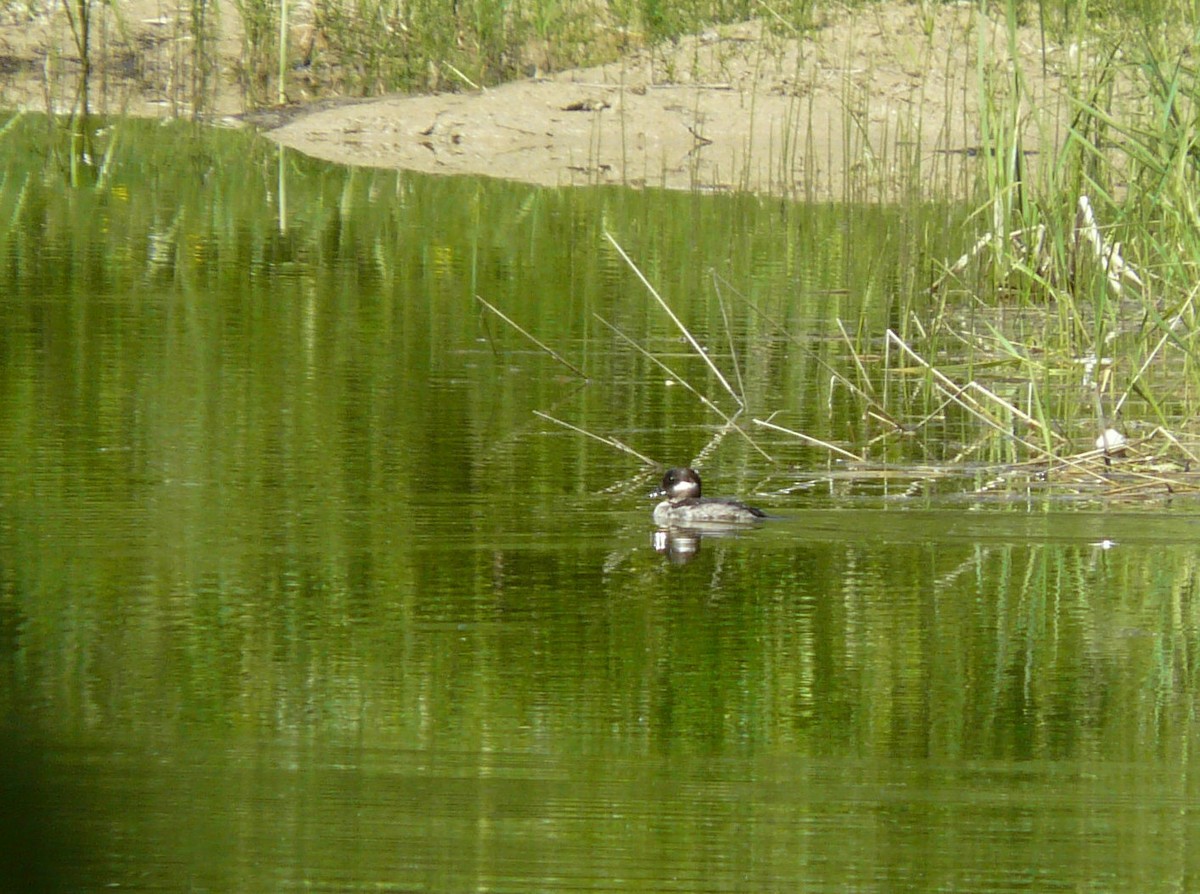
[
  {"x1": 594, "y1": 313, "x2": 774, "y2": 462},
  {"x1": 1148, "y1": 426, "x2": 1200, "y2": 467},
  {"x1": 532, "y1": 410, "x2": 658, "y2": 467},
  {"x1": 443, "y1": 62, "x2": 482, "y2": 91},
  {"x1": 476, "y1": 294, "x2": 589, "y2": 379},
  {"x1": 886, "y1": 329, "x2": 1057, "y2": 446},
  {"x1": 711, "y1": 271, "x2": 747, "y2": 400},
  {"x1": 604, "y1": 231, "x2": 744, "y2": 408},
  {"x1": 713, "y1": 275, "x2": 894, "y2": 423},
  {"x1": 753, "y1": 416, "x2": 861, "y2": 462},
  {"x1": 836, "y1": 317, "x2": 877, "y2": 399},
  {"x1": 886, "y1": 330, "x2": 1119, "y2": 484}
]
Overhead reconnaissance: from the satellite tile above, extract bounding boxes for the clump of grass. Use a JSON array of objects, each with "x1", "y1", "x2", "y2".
[{"x1": 873, "y1": 0, "x2": 1200, "y2": 497}]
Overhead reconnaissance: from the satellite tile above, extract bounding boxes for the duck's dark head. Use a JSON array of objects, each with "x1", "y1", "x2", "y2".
[{"x1": 654, "y1": 467, "x2": 703, "y2": 502}]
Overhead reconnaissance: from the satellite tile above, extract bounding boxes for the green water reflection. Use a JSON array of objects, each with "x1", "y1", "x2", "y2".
[{"x1": 2, "y1": 113, "x2": 1199, "y2": 892}]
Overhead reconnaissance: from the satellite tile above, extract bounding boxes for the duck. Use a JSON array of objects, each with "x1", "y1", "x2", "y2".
[{"x1": 651, "y1": 467, "x2": 767, "y2": 525}]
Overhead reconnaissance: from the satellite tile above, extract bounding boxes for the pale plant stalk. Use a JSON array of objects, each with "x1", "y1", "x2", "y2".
[
  {"x1": 886, "y1": 329, "x2": 1054, "y2": 443},
  {"x1": 477, "y1": 295, "x2": 588, "y2": 379},
  {"x1": 604, "y1": 231, "x2": 744, "y2": 407},
  {"x1": 1114, "y1": 283, "x2": 1199, "y2": 416},
  {"x1": 711, "y1": 272, "x2": 746, "y2": 400},
  {"x1": 753, "y1": 416, "x2": 862, "y2": 462},
  {"x1": 594, "y1": 314, "x2": 773, "y2": 462},
  {"x1": 533, "y1": 411, "x2": 658, "y2": 467}
]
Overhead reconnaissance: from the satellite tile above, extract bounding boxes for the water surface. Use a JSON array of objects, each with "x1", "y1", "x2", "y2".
[{"x1": 1, "y1": 114, "x2": 1198, "y2": 893}]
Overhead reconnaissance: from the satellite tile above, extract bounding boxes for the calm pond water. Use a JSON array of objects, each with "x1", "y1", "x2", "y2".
[{"x1": 2, "y1": 114, "x2": 1199, "y2": 892}]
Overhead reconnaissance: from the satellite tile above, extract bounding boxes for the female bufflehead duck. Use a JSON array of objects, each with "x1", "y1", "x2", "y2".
[{"x1": 652, "y1": 467, "x2": 767, "y2": 525}]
